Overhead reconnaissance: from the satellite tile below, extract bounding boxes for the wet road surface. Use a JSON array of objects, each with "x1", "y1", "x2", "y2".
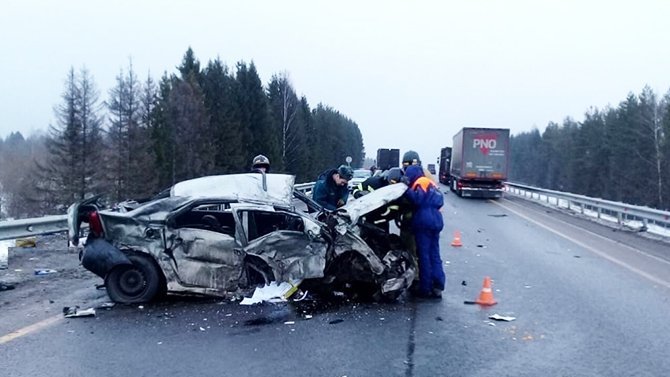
[{"x1": 2, "y1": 190, "x2": 670, "y2": 376}]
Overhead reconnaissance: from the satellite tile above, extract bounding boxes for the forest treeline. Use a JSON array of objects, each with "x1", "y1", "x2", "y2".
[
  {"x1": 0, "y1": 48, "x2": 364, "y2": 218},
  {"x1": 510, "y1": 86, "x2": 670, "y2": 210}
]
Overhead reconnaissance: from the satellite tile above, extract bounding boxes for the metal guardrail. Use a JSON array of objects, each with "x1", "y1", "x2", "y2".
[
  {"x1": 294, "y1": 182, "x2": 315, "y2": 194},
  {"x1": 0, "y1": 182, "x2": 318, "y2": 242},
  {"x1": 505, "y1": 182, "x2": 670, "y2": 234},
  {"x1": 2, "y1": 180, "x2": 668, "y2": 240},
  {"x1": 0, "y1": 214, "x2": 68, "y2": 241}
]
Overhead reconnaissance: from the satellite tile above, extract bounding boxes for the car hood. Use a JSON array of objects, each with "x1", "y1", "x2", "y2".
[
  {"x1": 171, "y1": 173, "x2": 295, "y2": 207},
  {"x1": 338, "y1": 183, "x2": 407, "y2": 225}
]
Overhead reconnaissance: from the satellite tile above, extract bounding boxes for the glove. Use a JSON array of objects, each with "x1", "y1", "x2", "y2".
[{"x1": 353, "y1": 190, "x2": 369, "y2": 199}]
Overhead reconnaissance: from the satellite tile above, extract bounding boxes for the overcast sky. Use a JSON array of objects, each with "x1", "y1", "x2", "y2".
[{"x1": 2, "y1": 0, "x2": 670, "y2": 165}]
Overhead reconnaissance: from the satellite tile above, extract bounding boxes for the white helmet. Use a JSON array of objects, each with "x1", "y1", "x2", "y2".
[{"x1": 252, "y1": 154, "x2": 270, "y2": 171}]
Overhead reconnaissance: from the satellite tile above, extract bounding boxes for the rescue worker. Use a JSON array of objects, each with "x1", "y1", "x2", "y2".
[
  {"x1": 352, "y1": 167, "x2": 403, "y2": 233},
  {"x1": 403, "y1": 165, "x2": 445, "y2": 299},
  {"x1": 313, "y1": 164, "x2": 354, "y2": 211},
  {"x1": 251, "y1": 154, "x2": 270, "y2": 173},
  {"x1": 401, "y1": 150, "x2": 421, "y2": 171},
  {"x1": 398, "y1": 150, "x2": 422, "y2": 283}
]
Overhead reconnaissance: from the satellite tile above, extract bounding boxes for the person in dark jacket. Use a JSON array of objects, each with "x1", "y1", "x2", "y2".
[
  {"x1": 313, "y1": 165, "x2": 354, "y2": 211},
  {"x1": 352, "y1": 167, "x2": 403, "y2": 233},
  {"x1": 403, "y1": 165, "x2": 445, "y2": 299}
]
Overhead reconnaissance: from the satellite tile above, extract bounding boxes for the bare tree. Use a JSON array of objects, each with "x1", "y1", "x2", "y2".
[{"x1": 268, "y1": 72, "x2": 299, "y2": 170}]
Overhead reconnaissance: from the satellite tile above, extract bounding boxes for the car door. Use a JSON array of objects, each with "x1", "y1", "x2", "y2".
[
  {"x1": 232, "y1": 206, "x2": 328, "y2": 282},
  {"x1": 164, "y1": 202, "x2": 245, "y2": 291}
]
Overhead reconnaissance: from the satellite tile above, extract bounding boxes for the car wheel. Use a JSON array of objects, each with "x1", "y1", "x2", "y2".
[{"x1": 105, "y1": 254, "x2": 163, "y2": 304}]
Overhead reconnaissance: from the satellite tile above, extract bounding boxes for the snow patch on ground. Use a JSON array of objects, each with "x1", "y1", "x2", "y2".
[{"x1": 0, "y1": 239, "x2": 12, "y2": 269}]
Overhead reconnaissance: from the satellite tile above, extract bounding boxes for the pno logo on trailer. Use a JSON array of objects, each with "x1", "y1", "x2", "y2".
[{"x1": 472, "y1": 134, "x2": 498, "y2": 155}]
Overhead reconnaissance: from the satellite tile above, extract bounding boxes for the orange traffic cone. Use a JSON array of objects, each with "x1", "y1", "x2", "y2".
[
  {"x1": 474, "y1": 276, "x2": 497, "y2": 306},
  {"x1": 450, "y1": 231, "x2": 463, "y2": 247}
]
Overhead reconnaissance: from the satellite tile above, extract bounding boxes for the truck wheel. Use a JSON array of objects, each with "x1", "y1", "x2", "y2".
[{"x1": 105, "y1": 254, "x2": 163, "y2": 304}]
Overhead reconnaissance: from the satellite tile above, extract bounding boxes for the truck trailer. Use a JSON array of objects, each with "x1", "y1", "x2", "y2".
[
  {"x1": 376, "y1": 148, "x2": 400, "y2": 171},
  {"x1": 438, "y1": 147, "x2": 452, "y2": 184},
  {"x1": 450, "y1": 128, "x2": 510, "y2": 198}
]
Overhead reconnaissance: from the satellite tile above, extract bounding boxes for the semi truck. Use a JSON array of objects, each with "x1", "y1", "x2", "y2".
[
  {"x1": 376, "y1": 148, "x2": 400, "y2": 171},
  {"x1": 438, "y1": 147, "x2": 452, "y2": 184},
  {"x1": 450, "y1": 128, "x2": 510, "y2": 198}
]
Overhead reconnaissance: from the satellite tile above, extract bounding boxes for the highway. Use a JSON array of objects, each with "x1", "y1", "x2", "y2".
[{"x1": 1, "y1": 189, "x2": 669, "y2": 377}]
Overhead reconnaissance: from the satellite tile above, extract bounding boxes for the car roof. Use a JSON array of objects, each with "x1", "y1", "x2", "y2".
[{"x1": 171, "y1": 173, "x2": 296, "y2": 208}]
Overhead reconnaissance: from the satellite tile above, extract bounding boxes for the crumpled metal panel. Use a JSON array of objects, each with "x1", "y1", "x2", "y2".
[
  {"x1": 171, "y1": 174, "x2": 295, "y2": 208},
  {"x1": 332, "y1": 231, "x2": 385, "y2": 275},
  {"x1": 243, "y1": 231, "x2": 328, "y2": 282},
  {"x1": 167, "y1": 228, "x2": 245, "y2": 290},
  {"x1": 338, "y1": 183, "x2": 407, "y2": 225}
]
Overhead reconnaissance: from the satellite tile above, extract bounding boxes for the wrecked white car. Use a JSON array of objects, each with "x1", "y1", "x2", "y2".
[{"x1": 68, "y1": 173, "x2": 415, "y2": 304}]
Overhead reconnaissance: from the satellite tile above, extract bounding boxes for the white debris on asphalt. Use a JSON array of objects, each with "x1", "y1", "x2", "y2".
[
  {"x1": 489, "y1": 314, "x2": 516, "y2": 322},
  {"x1": 64, "y1": 307, "x2": 96, "y2": 318},
  {"x1": 284, "y1": 321, "x2": 295, "y2": 325},
  {"x1": 239, "y1": 281, "x2": 302, "y2": 305}
]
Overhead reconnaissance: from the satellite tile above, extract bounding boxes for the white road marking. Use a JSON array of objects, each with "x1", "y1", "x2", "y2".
[
  {"x1": 492, "y1": 199, "x2": 670, "y2": 290},
  {"x1": 0, "y1": 315, "x2": 62, "y2": 345}
]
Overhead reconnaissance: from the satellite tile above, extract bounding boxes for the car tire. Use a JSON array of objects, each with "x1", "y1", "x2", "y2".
[{"x1": 105, "y1": 253, "x2": 163, "y2": 304}]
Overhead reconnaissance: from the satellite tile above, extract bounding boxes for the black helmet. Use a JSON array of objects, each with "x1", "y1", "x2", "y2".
[
  {"x1": 252, "y1": 154, "x2": 270, "y2": 171},
  {"x1": 402, "y1": 150, "x2": 421, "y2": 166},
  {"x1": 384, "y1": 167, "x2": 403, "y2": 184},
  {"x1": 337, "y1": 165, "x2": 354, "y2": 180}
]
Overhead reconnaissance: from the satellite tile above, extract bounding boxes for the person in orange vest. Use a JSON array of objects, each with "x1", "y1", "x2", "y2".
[{"x1": 403, "y1": 165, "x2": 445, "y2": 299}]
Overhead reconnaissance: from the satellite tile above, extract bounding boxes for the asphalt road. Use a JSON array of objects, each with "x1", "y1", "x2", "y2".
[{"x1": 2, "y1": 190, "x2": 670, "y2": 377}]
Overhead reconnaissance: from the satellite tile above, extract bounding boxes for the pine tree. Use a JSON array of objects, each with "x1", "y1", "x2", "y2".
[
  {"x1": 106, "y1": 60, "x2": 143, "y2": 202},
  {"x1": 202, "y1": 58, "x2": 245, "y2": 173},
  {"x1": 38, "y1": 67, "x2": 104, "y2": 209},
  {"x1": 235, "y1": 61, "x2": 276, "y2": 171}
]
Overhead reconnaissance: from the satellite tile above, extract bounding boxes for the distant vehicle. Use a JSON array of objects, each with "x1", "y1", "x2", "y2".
[
  {"x1": 450, "y1": 128, "x2": 510, "y2": 198},
  {"x1": 348, "y1": 169, "x2": 372, "y2": 191},
  {"x1": 376, "y1": 148, "x2": 399, "y2": 171},
  {"x1": 427, "y1": 164, "x2": 436, "y2": 175},
  {"x1": 438, "y1": 147, "x2": 452, "y2": 185}
]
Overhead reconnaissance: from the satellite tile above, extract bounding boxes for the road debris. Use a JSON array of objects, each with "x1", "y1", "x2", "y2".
[
  {"x1": 15, "y1": 237, "x2": 37, "y2": 248},
  {"x1": 63, "y1": 306, "x2": 96, "y2": 318},
  {"x1": 240, "y1": 281, "x2": 302, "y2": 305},
  {"x1": 329, "y1": 318, "x2": 344, "y2": 324},
  {"x1": 0, "y1": 282, "x2": 16, "y2": 291},
  {"x1": 488, "y1": 314, "x2": 516, "y2": 322},
  {"x1": 34, "y1": 268, "x2": 58, "y2": 275}
]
